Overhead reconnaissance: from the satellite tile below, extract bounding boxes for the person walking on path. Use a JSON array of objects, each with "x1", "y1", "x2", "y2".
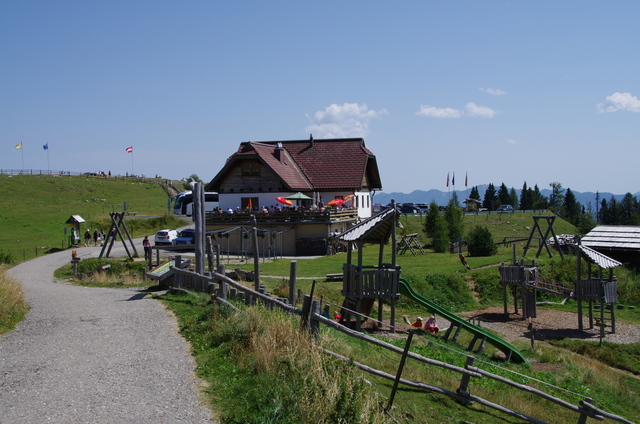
[{"x1": 143, "y1": 235, "x2": 152, "y2": 262}]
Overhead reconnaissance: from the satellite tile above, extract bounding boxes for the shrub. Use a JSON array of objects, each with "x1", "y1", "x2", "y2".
[{"x1": 467, "y1": 225, "x2": 498, "y2": 257}]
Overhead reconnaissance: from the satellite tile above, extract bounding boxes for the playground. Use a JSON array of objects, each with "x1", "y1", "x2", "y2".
[{"x1": 460, "y1": 306, "x2": 640, "y2": 345}]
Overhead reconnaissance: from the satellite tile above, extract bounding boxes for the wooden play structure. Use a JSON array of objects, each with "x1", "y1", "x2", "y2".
[
  {"x1": 500, "y1": 242, "x2": 622, "y2": 336},
  {"x1": 522, "y1": 215, "x2": 564, "y2": 259},
  {"x1": 98, "y1": 212, "x2": 139, "y2": 260},
  {"x1": 336, "y1": 204, "x2": 402, "y2": 331},
  {"x1": 396, "y1": 233, "x2": 425, "y2": 256}
]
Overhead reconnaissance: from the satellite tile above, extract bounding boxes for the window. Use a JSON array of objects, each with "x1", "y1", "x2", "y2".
[{"x1": 241, "y1": 197, "x2": 259, "y2": 211}]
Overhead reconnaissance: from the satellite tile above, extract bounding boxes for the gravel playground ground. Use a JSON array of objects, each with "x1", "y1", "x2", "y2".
[{"x1": 0, "y1": 244, "x2": 214, "y2": 423}]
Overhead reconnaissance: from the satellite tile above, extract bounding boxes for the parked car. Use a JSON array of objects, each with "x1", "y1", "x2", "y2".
[
  {"x1": 154, "y1": 229, "x2": 178, "y2": 245},
  {"x1": 398, "y1": 203, "x2": 419, "y2": 214},
  {"x1": 496, "y1": 205, "x2": 514, "y2": 212},
  {"x1": 174, "y1": 228, "x2": 196, "y2": 246},
  {"x1": 415, "y1": 203, "x2": 429, "y2": 213}
]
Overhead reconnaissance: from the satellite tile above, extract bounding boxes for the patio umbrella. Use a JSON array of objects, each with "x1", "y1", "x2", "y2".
[
  {"x1": 285, "y1": 192, "x2": 313, "y2": 201},
  {"x1": 326, "y1": 199, "x2": 345, "y2": 207},
  {"x1": 275, "y1": 197, "x2": 294, "y2": 206}
]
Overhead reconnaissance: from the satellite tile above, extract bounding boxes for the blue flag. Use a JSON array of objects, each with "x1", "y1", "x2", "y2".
[{"x1": 43, "y1": 143, "x2": 48, "y2": 150}]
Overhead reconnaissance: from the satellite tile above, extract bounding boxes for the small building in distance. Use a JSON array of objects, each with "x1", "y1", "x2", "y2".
[
  {"x1": 204, "y1": 137, "x2": 383, "y2": 256},
  {"x1": 581, "y1": 225, "x2": 640, "y2": 270}
]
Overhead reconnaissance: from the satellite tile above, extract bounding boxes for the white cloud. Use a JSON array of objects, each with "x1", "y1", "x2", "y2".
[
  {"x1": 507, "y1": 139, "x2": 517, "y2": 145},
  {"x1": 479, "y1": 87, "x2": 507, "y2": 96},
  {"x1": 416, "y1": 105, "x2": 462, "y2": 118},
  {"x1": 305, "y1": 103, "x2": 386, "y2": 138},
  {"x1": 416, "y1": 103, "x2": 497, "y2": 118},
  {"x1": 465, "y1": 102, "x2": 498, "y2": 118},
  {"x1": 597, "y1": 92, "x2": 640, "y2": 113}
]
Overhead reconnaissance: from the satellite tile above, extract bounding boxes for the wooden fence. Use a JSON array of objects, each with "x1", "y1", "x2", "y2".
[{"x1": 166, "y1": 265, "x2": 635, "y2": 424}]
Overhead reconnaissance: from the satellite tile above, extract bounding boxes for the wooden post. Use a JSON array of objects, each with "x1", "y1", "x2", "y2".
[
  {"x1": 386, "y1": 331, "x2": 414, "y2": 410},
  {"x1": 310, "y1": 300, "x2": 320, "y2": 338},
  {"x1": 457, "y1": 356, "x2": 475, "y2": 404},
  {"x1": 206, "y1": 236, "x2": 215, "y2": 273},
  {"x1": 175, "y1": 255, "x2": 182, "y2": 288},
  {"x1": 194, "y1": 182, "x2": 205, "y2": 275},
  {"x1": 252, "y1": 215, "x2": 260, "y2": 291},
  {"x1": 289, "y1": 260, "x2": 297, "y2": 306}
]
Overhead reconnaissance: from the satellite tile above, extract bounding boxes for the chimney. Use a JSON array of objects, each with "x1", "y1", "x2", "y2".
[
  {"x1": 275, "y1": 142, "x2": 285, "y2": 164},
  {"x1": 310, "y1": 134, "x2": 314, "y2": 148}
]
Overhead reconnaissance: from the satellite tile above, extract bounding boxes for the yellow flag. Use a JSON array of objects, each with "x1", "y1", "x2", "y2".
[{"x1": 15, "y1": 143, "x2": 22, "y2": 150}]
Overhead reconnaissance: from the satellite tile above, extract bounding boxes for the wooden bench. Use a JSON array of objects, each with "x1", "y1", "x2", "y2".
[{"x1": 326, "y1": 273, "x2": 343, "y2": 281}]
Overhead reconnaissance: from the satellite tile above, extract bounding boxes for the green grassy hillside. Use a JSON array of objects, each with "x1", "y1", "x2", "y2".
[{"x1": 0, "y1": 174, "x2": 178, "y2": 262}]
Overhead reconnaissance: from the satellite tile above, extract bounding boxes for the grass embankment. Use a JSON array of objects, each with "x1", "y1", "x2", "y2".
[
  {"x1": 0, "y1": 174, "x2": 186, "y2": 263},
  {"x1": 0, "y1": 267, "x2": 29, "y2": 335},
  {"x1": 159, "y1": 289, "x2": 640, "y2": 423}
]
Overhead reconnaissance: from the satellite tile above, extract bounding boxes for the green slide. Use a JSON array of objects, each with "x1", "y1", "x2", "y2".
[{"x1": 399, "y1": 278, "x2": 527, "y2": 363}]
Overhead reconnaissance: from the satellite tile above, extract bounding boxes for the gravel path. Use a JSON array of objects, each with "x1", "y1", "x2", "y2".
[{"x1": 0, "y1": 244, "x2": 214, "y2": 423}]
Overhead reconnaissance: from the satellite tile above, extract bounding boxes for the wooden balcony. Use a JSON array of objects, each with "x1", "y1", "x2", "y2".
[{"x1": 205, "y1": 209, "x2": 358, "y2": 225}]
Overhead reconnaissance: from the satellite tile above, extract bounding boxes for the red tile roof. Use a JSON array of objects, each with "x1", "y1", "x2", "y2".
[{"x1": 208, "y1": 138, "x2": 382, "y2": 192}]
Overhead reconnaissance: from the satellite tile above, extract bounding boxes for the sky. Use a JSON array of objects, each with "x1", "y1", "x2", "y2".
[{"x1": 1, "y1": 1, "x2": 639, "y2": 195}]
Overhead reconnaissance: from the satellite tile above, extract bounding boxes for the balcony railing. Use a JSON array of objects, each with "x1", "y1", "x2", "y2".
[
  {"x1": 342, "y1": 264, "x2": 401, "y2": 300},
  {"x1": 205, "y1": 209, "x2": 358, "y2": 225}
]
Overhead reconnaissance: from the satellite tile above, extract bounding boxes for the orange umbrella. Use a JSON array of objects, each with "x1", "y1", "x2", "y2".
[
  {"x1": 344, "y1": 194, "x2": 354, "y2": 203},
  {"x1": 276, "y1": 197, "x2": 294, "y2": 206},
  {"x1": 326, "y1": 199, "x2": 345, "y2": 207}
]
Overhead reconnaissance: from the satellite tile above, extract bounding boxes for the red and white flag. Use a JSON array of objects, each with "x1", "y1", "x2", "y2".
[{"x1": 125, "y1": 146, "x2": 133, "y2": 153}]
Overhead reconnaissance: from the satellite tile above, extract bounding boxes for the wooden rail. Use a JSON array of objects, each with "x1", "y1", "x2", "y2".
[
  {"x1": 205, "y1": 209, "x2": 358, "y2": 225},
  {"x1": 165, "y1": 265, "x2": 635, "y2": 424}
]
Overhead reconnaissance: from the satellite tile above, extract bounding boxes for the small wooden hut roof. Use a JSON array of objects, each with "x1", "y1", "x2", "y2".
[
  {"x1": 336, "y1": 207, "x2": 398, "y2": 244},
  {"x1": 582, "y1": 225, "x2": 640, "y2": 250},
  {"x1": 578, "y1": 244, "x2": 621, "y2": 269},
  {"x1": 65, "y1": 215, "x2": 85, "y2": 224}
]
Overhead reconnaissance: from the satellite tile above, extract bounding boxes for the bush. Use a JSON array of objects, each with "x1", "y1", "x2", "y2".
[
  {"x1": 0, "y1": 250, "x2": 15, "y2": 265},
  {"x1": 467, "y1": 225, "x2": 497, "y2": 257}
]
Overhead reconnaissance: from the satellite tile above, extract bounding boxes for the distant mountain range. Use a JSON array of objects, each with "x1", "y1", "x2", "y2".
[{"x1": 373, "y1": 185, "x2": 640, "y2": 208}]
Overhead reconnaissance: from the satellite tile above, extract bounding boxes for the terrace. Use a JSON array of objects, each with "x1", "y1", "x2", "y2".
[{"x1": 205, "y1": 208, "x2": 359, "y2": 225}]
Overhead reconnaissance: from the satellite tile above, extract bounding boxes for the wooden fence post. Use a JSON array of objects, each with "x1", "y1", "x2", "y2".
[
  {"x1": 386, "y1": 331, "x2": 414, "y2": 411},
  {"x1": 289, "y1": 260, "x2": 297, "y2": 306},
  {"x1": 310, "y1": 300, "x2": 320, "y2": 338},
  {"x1": 457, "y1": 356, "x2": 475, "y2": 405}
]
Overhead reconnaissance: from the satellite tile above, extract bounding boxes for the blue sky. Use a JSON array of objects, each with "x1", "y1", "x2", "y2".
[{"x1": 1, "y1": 1, "x2": 639, "y2": 195}]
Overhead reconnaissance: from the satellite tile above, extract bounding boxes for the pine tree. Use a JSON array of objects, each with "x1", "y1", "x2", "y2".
[
  {"x1": 497, "y1": 183, "x2": 510, "y2": 206},
  {"x1": 483, "y1": 183, "x2": 497, "y2": 210},
  {"x1": 423, "y1": 201, "x2": 448, "y2": 252},
  {"x1": 445, "y1": 199, "x2": 464, "y2": 242},
  {"x1": 561, "y1": 188, "x2": 581, "y2": 225},
  {"x1": 509, "y1": 187, "x2": 519, "y2": 209},
  {"x1": 519, "y1": 182, "x2": 532, "y2": 210},
  {"x1": 470, "y1": 186, "x2": 480, "y2": 200}
]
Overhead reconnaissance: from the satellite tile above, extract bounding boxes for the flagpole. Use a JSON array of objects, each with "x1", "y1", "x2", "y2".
[
  {"x1": 21, "y1": 143, "x2": 24, "y2": 170},
  {"x1": 47, "y1": 145, "x2": 50, "y2": 174},
  {"x1": 131, "y1": 149, "x2": 134, "y2": 176}
]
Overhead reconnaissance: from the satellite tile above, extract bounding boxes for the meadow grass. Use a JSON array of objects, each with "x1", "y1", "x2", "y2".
[
  {"x1": 0, "y1": 174, "x2": 179, "y2": 263},
  {"x1": 0, "y1": 266, "x2": 29, "y2": 334}
]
